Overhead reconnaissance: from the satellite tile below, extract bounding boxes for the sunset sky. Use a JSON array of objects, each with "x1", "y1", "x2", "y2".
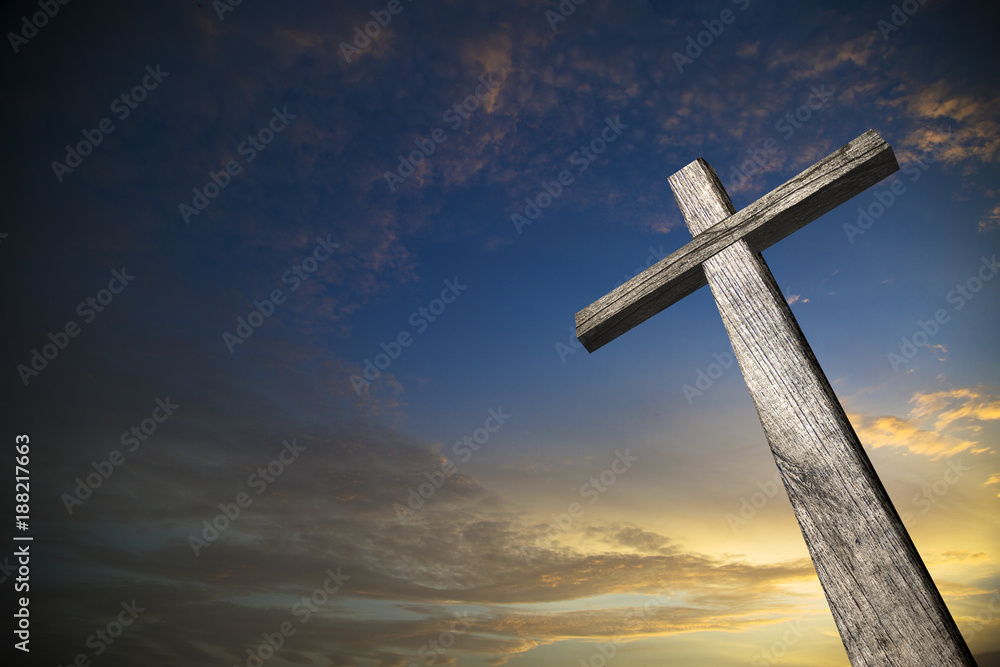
[{"x1": 2, "y1": 0, "x2": 999, "y2": 665}]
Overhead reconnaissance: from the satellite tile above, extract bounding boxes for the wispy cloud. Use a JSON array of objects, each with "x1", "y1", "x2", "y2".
[
  {"x1": 851, "y1": 386, "x2": 1000, "y2": 458},
  {"x1": 980, "y1": 201, "x2": 1000, "y2": 232},
  {"x1": 910, "y1": 387, "x2": 1000, "y2": 432},
  {"x1": 986, "y1": 473, "x2": 1000, "y2": 498}
]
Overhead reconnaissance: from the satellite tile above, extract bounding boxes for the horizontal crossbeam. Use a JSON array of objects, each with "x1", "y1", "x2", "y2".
[{"x1": 575, "y1": 130, "x2": 898, "y2": 352}]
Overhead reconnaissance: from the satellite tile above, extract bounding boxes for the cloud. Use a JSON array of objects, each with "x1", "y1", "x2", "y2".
[
  {"x1": 881, "y1": 79, "x2": 1000, "y2": 167},
  {"x1": 980, "y1": 201, "x2": 1000, "y2": 232},
  {"x1": 33, "y1": 515, "x2": 819, "y2": 665},
  {"x1": 32, "y1": 399, "x2": 825, "y2": 666},
  {"x1": 986, "y1": 473, "x2": 1000, "y2": 498},
  {"x1": 583, "y1": 522, "x2": 672, "y2": 552},
  {"x1": 909, "y1": 387, "x2": 1000, "y2": 432},
  {"x1": 10, "y1": 4, "x2": 1000, "y2": 666},
  {"x1": 765, "y1": 31, "x2": 877, "y2": 80},
  {"x1": 851, "y1": 385, "x2": 1000, "y2": 458},
  {"x1": 853, "y1": 415, "x2": 976, "y2": 458},
  {"x1": 929, "y1": 551, "x2": 989, "y2": 565}
]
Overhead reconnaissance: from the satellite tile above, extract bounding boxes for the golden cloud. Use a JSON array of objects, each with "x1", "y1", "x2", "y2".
[
  {"x1": 986, "y1": 473, "x2": 1000, "y2": 498},
  {"x1": 980, "y1": 201, "x2": 1000, "y2": 232},
  {"x1": 909, "y1": 387, "x2": 1000, "y2": 431},
  {"x1": 882, "y1": 79, "x2": 1000, "y2": 166},
  {"x1": 851, "y1": 386, "x2": 1000, "y2": 458},
  {"x1": 853, "y1": 415, "x2": 976, "y2": 458}
]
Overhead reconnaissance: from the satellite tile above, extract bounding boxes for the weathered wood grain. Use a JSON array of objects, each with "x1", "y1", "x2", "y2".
[
  {"x1": 667, "y1": 158, "x2": 976, "y2": 666},
  {"x1": 576, "y1": 130, "x2": 898, "y2": 352}
]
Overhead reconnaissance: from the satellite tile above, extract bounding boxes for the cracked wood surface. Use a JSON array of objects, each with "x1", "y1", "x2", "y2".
[
  {"x1": 575, "y1": 130, "x2": 977, "y2": 665},
  {"x1": 576, "y1": 130, "x2": 897, "y2": 353}
]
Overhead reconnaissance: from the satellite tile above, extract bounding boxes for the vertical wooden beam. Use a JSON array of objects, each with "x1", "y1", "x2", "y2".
[{"x1": 668, "y1": 159, "x2": 977, "y2": 666}]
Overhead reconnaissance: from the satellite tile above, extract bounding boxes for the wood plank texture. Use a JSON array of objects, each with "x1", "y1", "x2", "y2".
[
  {"x1": 576, "y1": 130, "x2": 898, "y2": 353},
  {"x1": 668, "y1": 158, "x2": 976, "y2": 666}
]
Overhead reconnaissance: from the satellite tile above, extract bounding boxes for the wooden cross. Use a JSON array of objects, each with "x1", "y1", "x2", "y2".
[{"x1": 575, "y1": 131, "x2": 977, "y2": 666}]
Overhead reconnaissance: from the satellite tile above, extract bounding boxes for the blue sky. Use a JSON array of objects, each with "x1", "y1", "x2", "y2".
[{"x1": 2, "y1": 0, "x2": 999, "y2": 665}]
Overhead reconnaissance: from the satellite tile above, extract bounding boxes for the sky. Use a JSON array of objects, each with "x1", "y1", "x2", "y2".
[{"x1": 1, "y1": 0, "x2": 999, "y2": 665}]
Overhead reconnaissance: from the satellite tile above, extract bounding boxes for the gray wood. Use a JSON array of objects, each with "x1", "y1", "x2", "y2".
[
  {"x1": 667, "y1": 157, "x2": 975, "y2": 666},
  {"x1": 576, "y1": 130, "x2": 897, "y2": 353},
  {"x1": 575, "y1": 130, "x2": 977, "y2": 665}
]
